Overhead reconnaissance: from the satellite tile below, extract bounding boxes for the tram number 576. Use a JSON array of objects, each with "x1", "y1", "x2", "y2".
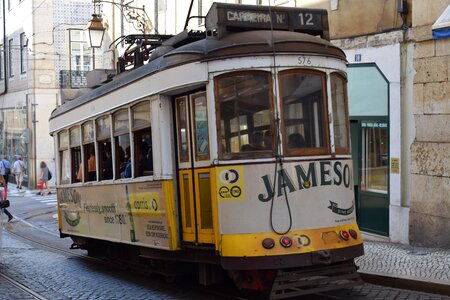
[{"x1": 298, "y1": 56, "x2": 311, "y2": 65}]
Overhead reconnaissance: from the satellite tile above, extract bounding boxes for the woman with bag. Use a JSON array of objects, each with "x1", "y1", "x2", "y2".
[
  {"x1": 39, "y1": 161, "x2": 52, "y2": 196},
  {"x1": 0, "y1": 172, "x2": 13, "y2": 222}
]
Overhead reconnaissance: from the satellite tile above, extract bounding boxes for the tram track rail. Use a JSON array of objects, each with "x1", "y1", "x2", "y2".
[
  {"x1": 1, "y1": 218, "x2": 369, "y2": 300},
  {"x1": 0, "y1": 271, "x2": 48, "y2": 300}
]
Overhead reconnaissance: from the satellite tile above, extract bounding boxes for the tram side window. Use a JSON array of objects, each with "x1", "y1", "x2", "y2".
[
  {"x1": 96, "y1": 116, "x2": 112, "y2": 181},
  {"x1": 58, "y1": 130, "x2": 70, "y2": 184},
  {"x1": 280, "y1": 70, "x2": 328, "y2": 155},
  {"x1": 82, "y1": 121, "x2": 96, "y2": 182},
  {"x1": 70, "y1": 127, "x2": 81, "y2": 184},
  {"x1": 113, "y1": 109, "x2": 131, "y2": 179},
  {"x1": 215, "y1": 71, "x2": 273, "y2": 159},
  {"x1": 331, "y1": 73, "x2": 350, "y2": 153},
  {"x1": 133, "y1": 102, "x2": 153, "y2": 177}
]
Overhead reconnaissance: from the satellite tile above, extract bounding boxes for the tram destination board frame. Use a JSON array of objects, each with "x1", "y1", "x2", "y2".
[{"x1": 206, "y1": 2, "x2": 329, "y2": 40}]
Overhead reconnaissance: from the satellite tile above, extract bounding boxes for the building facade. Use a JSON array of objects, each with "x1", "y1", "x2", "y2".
[
  {"x1": 299, "y1": 0, "x2": 450, "y2": 248},
  {"x1": 0, "y1": 0, "x2": 105, "y2": 187}
]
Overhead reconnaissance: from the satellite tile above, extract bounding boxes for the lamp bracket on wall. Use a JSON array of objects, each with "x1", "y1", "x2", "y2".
[{"x1": 93, "y1": 0, "x2": 152, "y2": 33}]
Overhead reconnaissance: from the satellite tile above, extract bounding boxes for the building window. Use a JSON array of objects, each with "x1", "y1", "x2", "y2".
[
  {"x1": 8, "y1": 39, "x2": 13, "y2": 77},
  {"x1": 361, "y1": 122, "x2": 388, "y2": 193},
  {"x1": 20, "y1": 33, "x2": 27, "y2": 74},
  {"x1": 67, "y1": 29, "x2": 92, "y2": 88}
]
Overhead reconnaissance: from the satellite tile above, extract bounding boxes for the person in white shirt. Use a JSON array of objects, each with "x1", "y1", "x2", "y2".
[{"x1": 13, "y1": 156, "x2": 26, "y2": 189}]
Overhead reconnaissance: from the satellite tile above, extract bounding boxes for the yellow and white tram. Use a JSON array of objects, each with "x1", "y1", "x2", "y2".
[{"x1": 49, "y1": 3, "x2": 364, "y2": 298}]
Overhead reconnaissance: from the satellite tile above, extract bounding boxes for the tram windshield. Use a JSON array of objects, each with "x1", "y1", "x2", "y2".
[
  {"x1": 216, "y1": 71, "x2": 273, "y2": 160},
  {"x1": 215, "y1": 70, "x2": 344, "y2": 159},
  {"x1": 280, "y1": 70, "x2": 328, "y2": 155}
]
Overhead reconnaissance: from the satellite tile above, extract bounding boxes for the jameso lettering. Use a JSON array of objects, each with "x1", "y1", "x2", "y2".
[{"x1": 258, "y1": 161, "x2": 352, "y2": 202}]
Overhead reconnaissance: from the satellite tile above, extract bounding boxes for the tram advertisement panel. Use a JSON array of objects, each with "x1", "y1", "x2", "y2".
[
  {"x1": 57, "y1": 181, "x2": 170, "y2": 250},
  {"x1": 216, "y1": 159, "x2": 356, "y2": 234}
]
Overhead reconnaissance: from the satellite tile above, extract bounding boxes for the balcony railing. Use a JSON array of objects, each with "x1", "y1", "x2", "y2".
[{"x1": 59, "y1": 70, "x2": 88, "y2": 88}]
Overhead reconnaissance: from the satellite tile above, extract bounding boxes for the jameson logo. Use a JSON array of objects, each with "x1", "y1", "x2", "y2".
[
  {"x1": 258, "y1": 161, "x2": 351, "y2": 202},
  {"x1": 328, "y1": 201, "x2": 354, "y2": 215}
]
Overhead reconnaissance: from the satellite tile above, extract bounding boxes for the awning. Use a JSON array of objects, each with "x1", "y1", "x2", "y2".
[{"x1": 432, "y1": 4, "x2": 450, "y2": 40}]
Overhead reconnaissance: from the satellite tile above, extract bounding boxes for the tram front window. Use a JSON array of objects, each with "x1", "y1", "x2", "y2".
[
  {"x1": 216, "y1": 71, "x2": 273, "y2": 159},
  {"x1": 280, "y1": 70, "x2": 328, "y2": 155},
  {"x1": 331, "y1": 73, "x2": 350, "y2": 153}
]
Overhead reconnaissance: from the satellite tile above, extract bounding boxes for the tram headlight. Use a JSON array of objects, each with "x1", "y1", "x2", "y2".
[
  {"x1": 339, "y1": 230, "x2": 350, "y2": 241},
  {"x1": 262, "y1": 238, "x2": 275, "y2": 249},
  {"x1": 280, "y1": 236, "x2": 293, "y2": 248}
]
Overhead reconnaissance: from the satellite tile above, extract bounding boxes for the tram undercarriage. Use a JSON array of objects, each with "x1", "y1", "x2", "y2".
[{"x1": 72, "y1": 236, "x2": 362, "y2": 299}]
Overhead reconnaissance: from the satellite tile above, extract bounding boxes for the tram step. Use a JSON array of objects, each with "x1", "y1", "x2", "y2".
[{"x1": 270, "y1": 261, "x2": 362, "y2": 299}]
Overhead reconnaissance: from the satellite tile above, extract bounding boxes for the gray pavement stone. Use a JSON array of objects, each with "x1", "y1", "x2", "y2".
[{"x1": 356, "y1": 241, "x2": 450, "y2": 285}]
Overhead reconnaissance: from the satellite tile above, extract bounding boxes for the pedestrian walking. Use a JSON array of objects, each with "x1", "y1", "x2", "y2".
[
  {"x1": 13, "y1": 156, "x2": 26, "y2": 189},
  {"x1": 0, "y1": 156, "x2": 10, "y2": 200},
  {"x1": 39, "y1": 161, "x2": 52, "y2": 196},
  {"x1": 0, "y1": 169, "x2": 12, "y2": 222}
]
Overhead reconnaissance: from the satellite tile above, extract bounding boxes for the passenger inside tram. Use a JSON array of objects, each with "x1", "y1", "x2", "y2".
[{"x1": 287, "y1": 133, "x2": 306, "y2": 149}]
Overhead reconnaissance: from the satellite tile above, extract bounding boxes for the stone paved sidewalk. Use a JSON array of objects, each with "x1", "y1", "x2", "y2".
[{"x1": 356, "y1": 241, "x2": 450, "y2": 285}]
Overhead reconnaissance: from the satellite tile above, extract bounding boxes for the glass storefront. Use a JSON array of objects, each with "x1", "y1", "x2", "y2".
[{"x1": 0, "y1": 108, "x2": 29, "y2": 175}]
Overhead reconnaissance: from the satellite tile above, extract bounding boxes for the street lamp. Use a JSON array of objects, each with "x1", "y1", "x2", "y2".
[{"x1": 87, "y1": 14, "x2": 105, "y2": 48}]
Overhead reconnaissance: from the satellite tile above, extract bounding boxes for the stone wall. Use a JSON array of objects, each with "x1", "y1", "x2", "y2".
[{"x1": 410, "y1": 0, "x2": 450, "y2": 247}]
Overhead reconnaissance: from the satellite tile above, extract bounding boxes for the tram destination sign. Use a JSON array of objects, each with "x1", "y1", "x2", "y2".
[{"x1": 206, "y1": 3, "x2": 329, "y2": 39}]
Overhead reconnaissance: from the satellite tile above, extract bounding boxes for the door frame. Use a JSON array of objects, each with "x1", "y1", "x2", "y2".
[
  {"x1": 174, "y1": 92, "x2": 215, "y2": 244},
  {"x1": 351, "y1": 117, "x2": 390, "y2": 236}
]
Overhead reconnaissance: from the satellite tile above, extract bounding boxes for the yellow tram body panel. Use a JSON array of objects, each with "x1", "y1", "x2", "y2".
[{"x1": 57, "y1": 180, "x2": 180, "y2": 251}]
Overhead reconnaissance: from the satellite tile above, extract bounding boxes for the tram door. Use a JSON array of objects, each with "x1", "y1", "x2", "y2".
[{"x1": 175, "y1": 92, "x2": 215, "y2": 244}]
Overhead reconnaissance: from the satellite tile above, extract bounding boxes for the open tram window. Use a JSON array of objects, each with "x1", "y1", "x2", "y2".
[
  {"x1": 133, "y1": 102, "x2": 153, "y2": 177},
  {"x1": 279, "y1": 70, "x2": 329, "y2": 155},
  {"x1": 331, "y1": 73, "x2": 350, "y2": 153},
  {"x1": 113, "y1": 109, "x2": 131, "y2": 179},
  {"x1": 215, "y1": 71, "x2": 273, "y2": 160},
  {"x1": 58, "y1": 130, "x2": 70, "y2": 184},
  {"x1": 81, "y1": 121, "x2": 95, "y2": 182},
  {"x1": 70, "y1": 126, "x2": 81, "y2": 183}
]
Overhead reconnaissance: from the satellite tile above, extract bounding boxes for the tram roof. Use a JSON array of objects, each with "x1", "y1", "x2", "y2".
[{"x1": 50, "y1": 29, "x2": 346, "y2": 121}]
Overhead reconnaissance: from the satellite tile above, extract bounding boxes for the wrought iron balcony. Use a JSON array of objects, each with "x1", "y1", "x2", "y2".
[{"x1": 59, "y1": 70, "x2": 88, "y2": 88}]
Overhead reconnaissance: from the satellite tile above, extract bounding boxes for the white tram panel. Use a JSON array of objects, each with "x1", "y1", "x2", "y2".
[
  {"x1": 49, "y1": 62, "x2": 208, "y2": 134},
  {"x1": 207, "y1": 55, "x2": 347, "y2": 75},
  {"x1": 216, "y1": 160, "x2": 355, "y2": 235}
]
